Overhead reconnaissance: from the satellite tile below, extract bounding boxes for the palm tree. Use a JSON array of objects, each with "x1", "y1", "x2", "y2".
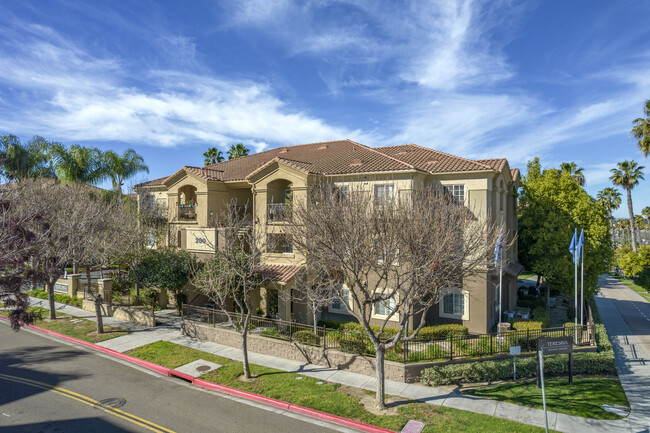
[
  {"x1": 559, "y1": 162, "x2": 586, "y2": 186},
  {"x1": 597, "y1": 187, "x2": 622, "y2": 240},
  {"x1": 203, "y1": 147, "x2": 224, "y2": 165},
  {"x1": 617, "y1": 219, "x2": 631, "y2": 244},
  {"x1": 0, "y1": 135, "x2": 57, "y2": 181},
  {"x1": 227, "y1": 143, "x2": 250, "y2": 160},
  {"x1": 102, "y1": 149, "x2": 149, "y2": 195},
  {"x1": 635, "y1": 215, "x2": 646, "y2": 246},
  {"x1": 643, "y1": 207, "x2": 650, "y2": 242},
  {"x1": 50, "y1": 144, "x2": 107, "y2": 185},
  {"x1": 631, "y1": 99, "x2": 650, "y2": 158},
  {"x1": 610, "y1": 160, "x2": 645, "y2": 252}
]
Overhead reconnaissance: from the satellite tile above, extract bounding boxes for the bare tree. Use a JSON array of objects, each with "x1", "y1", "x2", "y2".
[
  {"x1": 289, "y1": 269, "x2": 338, "y2": 335},
  {"x1": 0, "y1": 183, "x2": 43, "y2": 329},
  {"x1": 287, "y1": 182, "x2": 510, "y2": 410},
  {"x1": 192, "y1": 200, "x2": 274, "y2": 379}
]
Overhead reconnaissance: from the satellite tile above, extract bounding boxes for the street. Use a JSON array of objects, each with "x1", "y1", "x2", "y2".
[{"x1": 0, "y1": 322, "x2": 345, "y2": 433}]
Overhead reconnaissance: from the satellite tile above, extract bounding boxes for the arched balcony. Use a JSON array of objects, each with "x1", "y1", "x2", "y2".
[
  {"x1": 267, "y1": 179, "x2": 292, "y2": 223},
  {"x1": 178, "y1": 185, "x2": 198, "y2": 221}
]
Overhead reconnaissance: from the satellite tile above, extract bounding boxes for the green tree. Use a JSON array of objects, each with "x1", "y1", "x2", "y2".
[
  {"x1": 102, "y1": 149, "x2": 149, "y2": 196},
  {"x1": 617, "y1": 245, "x2": 650, "y2": 277},
  {"x1": 227, "y1": 143, "x2": 250, "y2": 160},
  {"x1": 610, "y1": 160, "x2": 645, "y2": 252},
  {"x1": 51, "y1": 144, "x2": 107, "y2": 185},
  {"x1": 519, "y1": 158, "x2": 612, "y2": 300},
  {"x1": 597, "y1": 187, "x2": 622, "y2": 239},
  {"x1": 631, "y1": 99, "x2": 650, "y2": 157},
  {"x1": 643, "y1": 206, "x2": 650, "y2": 237},
  {"x1": 128, "y1": 247, "x2": 195, "y2": 314},
  {"x1": 203, "y1": 147, "x2": 224, "y2": 165},
  {"x1": 559, "y1": 162, "x2": 586, "y2": 186},
  {"x1": 0, "y1": 135, "x2": 57, "y2": 181}
]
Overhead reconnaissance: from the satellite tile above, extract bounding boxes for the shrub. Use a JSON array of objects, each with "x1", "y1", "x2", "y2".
[
  {"x1": 261, "y1": 328, "x2": 282, "y2": 339},
  {"x1": 594, "y1": 323, "x2": 613, "y2": 352},
  {"x1": 420, "y1": 351, "x2": 616, "y2": 386},
  {"x1": 415, "y1": 324, "x2": 469, "y2": 340},
  {"x1": 517, "y1": 295, "x2": 544, "y2": 309},
  {"x1": 511, "y1": 320, "x2": 543, "y2": 331},
  {"x1": 531, "y1": 306, "x2": 550, "y2": 328},
  {"x1": 293, "y1": 330, "x2": 320, "y2": 346},
  {"x1": 635, "y1": 266, "x2": 650, "y2": 292},
  {"x1": 317, "y1": 318, "x2": 351, "y2": 329}
]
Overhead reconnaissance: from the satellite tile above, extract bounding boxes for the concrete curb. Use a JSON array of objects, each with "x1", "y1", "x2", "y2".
[{"x1": 2, "y1": 316, "x2": 395, "y2": 433}]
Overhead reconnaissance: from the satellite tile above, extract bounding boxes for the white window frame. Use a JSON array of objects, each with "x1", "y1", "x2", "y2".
[
  {"x1": 372, "y1": 292, "x2": 399, "y2": 322},
  {"x1": 329, "y1": 284, "x2": 353, "y2": 314},
  {"x1": 439, "y1": 288, "x2": 469, "y2": 320},
  {"x1": 374, "y1": 184, "x2": 395, "y2": 204},
  {"x1": 443, "y1": 184, "x2": 465, "y2": 205}
]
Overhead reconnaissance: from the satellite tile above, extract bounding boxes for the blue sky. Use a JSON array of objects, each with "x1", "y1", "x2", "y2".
[{"x1": 1, "y1": 0, "x2": 649, "y2": 217}]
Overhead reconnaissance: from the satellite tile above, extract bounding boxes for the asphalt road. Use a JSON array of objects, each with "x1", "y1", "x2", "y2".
[
  {"x1": 0, "y1": 322, "x2": 348, "y2": 433},
  {"x1": 598, "y1": 274, "x2": 650, "y2": 358}
]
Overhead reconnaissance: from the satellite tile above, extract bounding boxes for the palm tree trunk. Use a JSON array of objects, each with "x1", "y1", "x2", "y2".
[{"x1": 627, "y1": 189, "x2": 638, "y2": 252}]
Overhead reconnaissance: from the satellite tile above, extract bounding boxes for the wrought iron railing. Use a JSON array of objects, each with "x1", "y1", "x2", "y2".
[
  {"x1": 267, "y1": 203, "x2": 291, "y2": 222},
  {"x1": 182, "y1": 304, "x2": 596, "y2": 363}
]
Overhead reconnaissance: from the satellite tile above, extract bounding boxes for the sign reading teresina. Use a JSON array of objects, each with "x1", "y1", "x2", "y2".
[{"x1": 538, "y1": 337, "x2": 573, "y2": 355}]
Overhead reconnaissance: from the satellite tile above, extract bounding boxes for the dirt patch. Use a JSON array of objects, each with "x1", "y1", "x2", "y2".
[
  {"x1": 336, "y1": 385, "x2": 409, "y2": 416},
  {"x1": 237, "y1": 374, "x2": 258, "y2": 383}
]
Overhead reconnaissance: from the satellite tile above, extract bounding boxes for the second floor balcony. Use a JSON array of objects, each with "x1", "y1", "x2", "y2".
[
  {"x1": 267, "y1": 203, "x2": 291, "y2": 223},
  {"x1": 179, "y1": 203, "x2": 197, "y2": 221}
]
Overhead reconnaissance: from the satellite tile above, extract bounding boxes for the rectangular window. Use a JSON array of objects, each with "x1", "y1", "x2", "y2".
[
  {"x1": 374, "y1": 296, "x2": 396, "y2": 316},
  {"x1": 444, "y1": 185, "x2": 465, "y2": 205},
  {"x1": 374, "y1": 184, "x2": 395, "y2": 204},
  {"x1": 331, "y1": 287, "x2": 351, "y2": 313},
  {"x1": 443, "y1": 293, "x2": 464, "y2": 316}
]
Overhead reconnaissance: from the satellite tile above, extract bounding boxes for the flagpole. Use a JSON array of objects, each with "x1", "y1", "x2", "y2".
[
  {"x1": 580, "y1": 242, "x2": 584, "y2": 329},
  {"x1": 574, "y1": 244, "x2": 578, "y2": 345}
]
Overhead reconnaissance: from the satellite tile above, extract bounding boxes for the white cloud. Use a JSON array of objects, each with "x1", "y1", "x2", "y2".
[{"x1": 0, "y1": 24, "x2": 366, "y2": 149}]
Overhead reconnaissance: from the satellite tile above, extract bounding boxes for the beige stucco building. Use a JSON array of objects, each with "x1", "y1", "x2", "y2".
[{"x1": 135, "y1": 140, "x2": 521, "y2": 333}]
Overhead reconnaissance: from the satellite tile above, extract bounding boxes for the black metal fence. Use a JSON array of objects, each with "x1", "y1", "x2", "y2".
[{"x1": 182, "y1": 304, "x2": 595, "y2": 363}]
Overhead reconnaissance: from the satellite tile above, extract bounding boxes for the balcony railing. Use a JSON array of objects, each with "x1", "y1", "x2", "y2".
[
  {"x1": 178, "y1": 206, "x2": 197, "y2": 221},
  {"x1": 267, "y1": 203, "x2": 291, "y2": 223}
]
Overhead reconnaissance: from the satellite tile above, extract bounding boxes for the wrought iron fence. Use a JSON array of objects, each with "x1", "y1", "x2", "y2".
[{"x1": 182, "y1": 304, "x2": 595, "y2": 363}]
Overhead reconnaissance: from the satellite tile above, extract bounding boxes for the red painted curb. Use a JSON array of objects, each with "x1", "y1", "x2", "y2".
[{"x1": 4, "y1": 315, "x2": 396, "y2": 433}]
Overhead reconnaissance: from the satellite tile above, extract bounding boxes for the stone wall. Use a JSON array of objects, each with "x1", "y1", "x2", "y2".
[
  {"x1": 181, "y1": 321, "x2": 443, "y2": 382},
  {"x1": 81, "y1": 300, "x2": 155, "y2": 327}
]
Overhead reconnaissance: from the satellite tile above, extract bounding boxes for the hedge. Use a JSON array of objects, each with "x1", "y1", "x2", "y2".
[
  {"x1": 27, "y1": 289, "x2": 83, "y2": 308},
  {"x1": 413, "y1": 324, "x2": 469, "y2": 340},
  {"x1": 511, "y1": 321, "x2": 543, "y2": 331},
  {"x1": 531, "y1": 306, "x2": 550, "y2": 328},
  {"x1": 420, "y1": 351, "x2": 616, "y2": 386},
  {"x1": 316, "y1": 318, "x2": 351, "y2": 330},
  {"x1": 293, "y1": 330, "x2": 320, "y2": 346}
]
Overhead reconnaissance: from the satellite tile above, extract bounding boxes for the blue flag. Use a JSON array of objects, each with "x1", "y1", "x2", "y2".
[
  {"x1": 494, "y1": 229, "x2": 503, "y2": 268},
  {"x1": 577, "y1": 229, "x2": 584, "y2": 262},
  {"x1": 569, "y1": 228, "x2": 577, "y2": 264}
]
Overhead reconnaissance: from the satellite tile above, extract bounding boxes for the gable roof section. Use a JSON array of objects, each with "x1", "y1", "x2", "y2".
[
  {"x1": 376, "y1": 144, "x2": 495, "y2": 173},
  {"x1": 204, "y1": 139, "x2": 415, "y2": 181},
  {"x1": 475, "y1": 158, "x2": 507, "y2": 172},
  {"x1": 134, "y1": 176, "x2": 170, "y2": 188}
]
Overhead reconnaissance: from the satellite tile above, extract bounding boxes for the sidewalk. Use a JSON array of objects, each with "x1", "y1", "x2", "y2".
[{"x1": 29, "y1": 296, "x2": 641, "y2": 433}]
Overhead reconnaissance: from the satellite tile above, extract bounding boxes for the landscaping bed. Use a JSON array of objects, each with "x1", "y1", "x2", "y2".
[
  {"x1": 126, "y1": 341, "x2": 548, "y2": 433},
  {"x1": 1, "y1": 306, "x2": 129, "y2": 343}
]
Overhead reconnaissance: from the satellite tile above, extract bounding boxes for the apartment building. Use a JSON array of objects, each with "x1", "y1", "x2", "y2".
[{"x1": 135, "y1": 139, "x2": 521, "y2": 333}]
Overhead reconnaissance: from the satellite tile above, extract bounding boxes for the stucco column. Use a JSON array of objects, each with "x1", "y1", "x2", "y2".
[
  {"x1": 98, "y1": 279, "x2": 112, "y2": 304},
  {"x1": 68, "y1": 274, "x2": 81, "y2": 298}
]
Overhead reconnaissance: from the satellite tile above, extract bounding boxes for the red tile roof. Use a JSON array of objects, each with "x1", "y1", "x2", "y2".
[
  {"x1": 256, "y1": 263, "x2": 303, "y2": 283},
  {"x1": 376, "y1": 144, "x2": 494, "y2": 173},
  {"x1": 134, "y1": 140, "x2": 518, "y2": 187}
]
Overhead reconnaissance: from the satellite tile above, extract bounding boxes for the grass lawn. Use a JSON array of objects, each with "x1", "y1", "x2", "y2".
[
  {"x1": 127, "y1": 341, "x2": 550, "y2": 433},
  {"x1": 1, "y1": 306, "x2": 130, "y2": 343},
  {"x1": 518, "y1": 272, "x2": 536, "y2": 280},
  {"x1": 465, "y1": 377, "x2": 629, "y2": 420},
  {"x1": 611, "y1": 275, "x2": 650, "y2": 302}
]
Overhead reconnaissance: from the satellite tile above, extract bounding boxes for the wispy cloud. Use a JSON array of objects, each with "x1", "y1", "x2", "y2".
[{"x1": 0, "y1": 22, "x2": 365, "y2": 150}]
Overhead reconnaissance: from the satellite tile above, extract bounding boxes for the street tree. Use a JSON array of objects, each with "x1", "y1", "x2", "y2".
[
  {"x1": 0, "y1": 183, "x2": 43, "y2": 329},
  {"x1": 227, "y1": 143, "x2": 250, "y2": 160},
  {"x1": 610, "y1": 160, "x2": 645, "y2": 252},
  {"x1": 102, "y1": 149, "x2": 149, "y2": 196},
  {"x1": 519, "y1": 158, "x2": 612, "y2": 302},
  {"x1": 286, "y1": 182, "x2": 507, "y2": 410},
  {"x1": 192, "y1": 201, "x2": 272, "y2": 380},
  {"x1": 129, "y1": 247, "x2": 195, "y2": 315},
  {"x1": 631, "y1": 99, "x2": 650, "y2": 158},
  {"x1": 203, "y1": 147, "x2": 224, "y2": 165}
]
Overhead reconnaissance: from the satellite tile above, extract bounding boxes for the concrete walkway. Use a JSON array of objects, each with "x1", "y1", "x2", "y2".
[
  {"x1": 29, "y1": 295, "x2": 645, "y2": 433},
  {"x1": 595, "y1": 275, "x2": 650, "y2": 433}
]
